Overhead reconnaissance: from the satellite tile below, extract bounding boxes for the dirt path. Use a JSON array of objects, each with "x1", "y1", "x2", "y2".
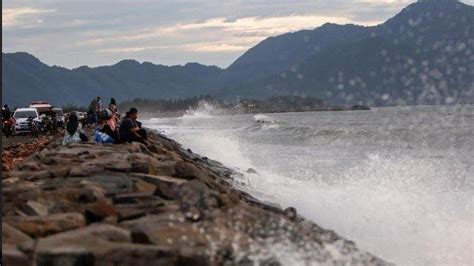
[
  {"x1": 2, "y1": 135, "x2": 39, "y2": 148},
  {"x1": 2, "y1": 135, "x2": 54, "y2": 172}
]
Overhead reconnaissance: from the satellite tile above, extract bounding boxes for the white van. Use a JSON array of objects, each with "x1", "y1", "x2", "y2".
[{"x1": 13, "y1": 108, "x2": 40, "y2": 134}]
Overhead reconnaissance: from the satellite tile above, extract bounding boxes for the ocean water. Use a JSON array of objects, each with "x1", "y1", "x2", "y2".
[{"x1": 144, "y1": 105, "x2": 474, "y2": 265}]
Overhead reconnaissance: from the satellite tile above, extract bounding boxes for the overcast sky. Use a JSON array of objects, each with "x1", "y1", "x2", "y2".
[{"x1": 3, "y1": 0, "x2": 473, "y2": 69}]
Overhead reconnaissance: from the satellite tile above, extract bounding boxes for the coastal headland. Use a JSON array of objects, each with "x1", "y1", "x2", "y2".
[{"x1": 2, "y1": 129, "x2": 390, "y2": 265}]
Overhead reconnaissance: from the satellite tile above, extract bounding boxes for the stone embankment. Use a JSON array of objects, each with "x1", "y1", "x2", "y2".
[{"x1": 2, "y1": 130, "x2": 391, "y2": 265}]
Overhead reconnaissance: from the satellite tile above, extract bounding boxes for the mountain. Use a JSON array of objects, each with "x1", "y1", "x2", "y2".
[
  {"x1": 3, "y1": 0, "x2": 473, "y2": 107},
  {"x1": 2, "y1": 53, "x2": 222, "y2": 107},
  {"x1": 220, "y1": 0, "x2": 474, "y2": 105},
  {"x1": 223, "y1": 23, "x2": 370, "y2": 83}
]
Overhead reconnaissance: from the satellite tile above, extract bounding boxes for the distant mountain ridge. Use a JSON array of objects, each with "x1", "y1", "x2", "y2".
[
  {"x1": 219, "y1": 0, "x2": 474, "y2": 105},
  {"x1": 3, "y1": 52, "x2": 223, "y2": 106},
  {"x1": 3, "y1": 0, "x2": 473, "y2": 107}
]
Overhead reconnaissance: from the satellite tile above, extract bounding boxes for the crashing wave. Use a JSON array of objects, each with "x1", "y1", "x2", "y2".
[
  {"x1": 182, "y1": 101, "x2": 217, "y2": 119},
  {"x1": 254, "y1": 114, "x2": 276, "y2": 124}
]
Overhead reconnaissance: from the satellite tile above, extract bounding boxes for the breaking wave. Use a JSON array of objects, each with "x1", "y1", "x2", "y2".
[
  {"x1": 145, "y1": 106, "x2": 474, "y2": 265},
  {"x1": 182, "y1": 101, "x2": 220, "y2": 120}
]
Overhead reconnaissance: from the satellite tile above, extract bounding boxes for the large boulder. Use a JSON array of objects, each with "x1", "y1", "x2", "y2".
[{"x1": 5, "y1": 212, "x2": 86, "y2": 237}]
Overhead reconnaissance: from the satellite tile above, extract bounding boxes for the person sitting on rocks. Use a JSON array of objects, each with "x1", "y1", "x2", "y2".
[
  {"x1": 99, "y1": 107, "x2": 119, "y2": 143},
  {"x1": 63, "y1": 112, "x2": 88, "y2": 145},
  {"x1": 119, "y1": 107, "x2": 147, "y2": 144}
]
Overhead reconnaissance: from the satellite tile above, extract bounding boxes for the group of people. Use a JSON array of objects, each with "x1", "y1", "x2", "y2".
[{"x1": 63, "y1": 97, "x2": 147, "y2": 145}]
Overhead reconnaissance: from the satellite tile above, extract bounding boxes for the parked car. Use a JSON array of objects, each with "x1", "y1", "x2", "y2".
[{"x1": 13, "y1": 108, "x2": 40, "y2": 134}]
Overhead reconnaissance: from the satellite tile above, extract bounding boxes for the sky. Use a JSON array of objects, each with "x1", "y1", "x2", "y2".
[{"x1": 3, "y1": 0, "x2": 474, "y2": 69}]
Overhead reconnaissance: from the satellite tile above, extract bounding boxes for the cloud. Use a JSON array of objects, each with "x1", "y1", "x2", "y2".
[
  {"x1": 101, "y1": 14, "x2": 353, "y2": 57},
  {"x1": 2, "y1": 7, "x2": 55, "y2": 27},
  {"x1": 183, "y1": 42, "x2": 250, "y2": 53},
  {"x1": 99, "y1": 42, "x2": 249, "y2": 54},
  {"x1": 99, "y1": 45, "x2": 170, "y2": 53},
  {"x1": 4, "y1": 0, "x2": 473, "y2": 68},
  {"x1": 123, "y1": 14, "x2": 353, "y2": 41}
]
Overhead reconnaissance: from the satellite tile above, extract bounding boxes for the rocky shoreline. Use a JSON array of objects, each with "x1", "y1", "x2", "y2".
[{"x1": 2, "y1": 129, "x2": 391, "y2": 265}]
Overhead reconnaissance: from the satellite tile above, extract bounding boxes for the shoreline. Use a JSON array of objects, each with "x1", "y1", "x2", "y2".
[
  {"x1": 140, "y1": 107, "x2": 372, "y2": 119},
  {"x1": 2, "y1": 129, "x2": 391, "y2": 265}
]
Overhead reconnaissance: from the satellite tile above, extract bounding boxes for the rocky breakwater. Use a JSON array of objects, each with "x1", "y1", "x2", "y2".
[{"x1": 2, "y1": 131, "x2": 391, "y2": 265}]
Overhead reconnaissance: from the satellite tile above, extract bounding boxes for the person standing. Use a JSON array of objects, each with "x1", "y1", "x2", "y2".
[
  {"x1": 2, "y1": 104, "x2": 11, "y2": 121},
  {"x1": 96, "y1": 96, "x2": 102, "y2": 124},
  {"x1": 96, "y1": 96, "x2": 102, "y2": 113},
  {"x1": 87, "y1": 96, "x2": 100, "y2": 125}
]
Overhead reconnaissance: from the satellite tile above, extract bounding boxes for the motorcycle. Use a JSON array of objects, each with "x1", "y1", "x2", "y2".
[
  {"x1": 28, "y1": 117, "x2": 40, "y2": 138},
  {"x1": 3, "y1": 118, "x2": 16, "y2": 138},
  {"x1": 41, "y1": 118, "x2": 58, "y2": 135}
]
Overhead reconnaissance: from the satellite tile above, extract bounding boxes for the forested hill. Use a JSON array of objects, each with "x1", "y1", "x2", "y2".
[
  {"x1": 3, "y1": 0, "x2": 473, "y2": 107},
  {"x1": 218, "y1": 0, "x2": 474, "y2": 105},
  {"x1": 2, "y1": 52, "x2": 222, "y2": 107}
]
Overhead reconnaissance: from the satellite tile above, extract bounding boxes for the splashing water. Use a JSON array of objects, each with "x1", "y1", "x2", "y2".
[
  {"x1": 144, "y1": 105, "x2": 474, "y2": 265},
  {"x1": 254, "y1": 114, "x2": 276, "y2": 123},
  {"x1": 182, "y1": 100, "x2": 219, "y2": 119}
]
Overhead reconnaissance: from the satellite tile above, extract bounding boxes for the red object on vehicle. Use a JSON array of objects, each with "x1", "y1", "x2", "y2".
[{"x1": 30, "y1": 101, "x2": 53, "y2": 114}]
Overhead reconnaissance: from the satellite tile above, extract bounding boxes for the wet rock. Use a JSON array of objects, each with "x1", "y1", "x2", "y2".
[
  {"x1": 48, "y1": 166, "x2": 71, "y2": 178},
  {"x1": 184, "y1": 207, "x2": 201, "y2": 222},
  {"x1": 18, "y1": 200, "x2": 49, "y2": 216},
  {"x1": 128, "y1": 219, "x2": 208, "y2": 248},
  {"x1": 177, "y1": 180, "x2": 220, "y2": 212},
  {"x1": 154, "y1": 160, "x2": 178, "y2": 176},
  {"x1": 134, "y1": 179, "x2": 157, "y2": 193},
  {"x1": 2, "y1": 245, "x2": 29, "y2": 266},
  {"x1": 174, "y1": 161, "x2": 205, "y2": 180},
  {"x1": 78, "y1": 183, "x2": 106, "y2": 203},
  {"x1": 98, "y1": 244, "x2": 209, "y2": 266},
  {"x1": 284, "y1": 207, "x2": 298, "y2": 221},
  {"x1": 84, "y1": 201, "x2": 117, "y2": 224},
  {"x1": 22, "y1": 170, "x2": 51, "y2": 181},
  {"x1": 18, "y1": 161, "x2": 43, "y2": 171},
  {"x1": 117, "y1": 208, "x2": 147, "y2": 222},
  {"x1": 115, "y1": 201, "x2": 165, "y2": 213},
  {"x1": 69, "y1": 165, "x2": 101, "y2": 177},
  {"x1": 5, "y1": 212, "x2": 86, "y2": 237},
  {"x1": 261, "y1": 256, "x2": 282, "y2": 266},
  {"x1": 30, "y1": 223, "x2": 208, "y2": 266},
  {"x1": 105, "y1": 160, "x2": 133, "y2": 172},
  {"x1": 25, "y1": 224, "x2": 129, "y2": 265},
  {"x1": 113, "y1": 191, "x2": 155, "y2": 204},
  {"x1": 85, "y1": 175, "x2": 134, "y2": 195},
  {"x1": 132, "y1": 173, "x2": 185, "y2": 200},
  {"x1": 2, "y1": 177, "x2": 20, "y2": 185},
  {"x1": 2, "y1": 222, "x2": 32, "y2": 245},
  {"x1": 246, "y1": 168, "x2": 258, "y2": 174}
]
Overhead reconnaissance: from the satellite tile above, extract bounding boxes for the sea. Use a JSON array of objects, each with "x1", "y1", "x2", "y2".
[{"x1": 144, "y1": 104, "x2": 474, "y2": 266}]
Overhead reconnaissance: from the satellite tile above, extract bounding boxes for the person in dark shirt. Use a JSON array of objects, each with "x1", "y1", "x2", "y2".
[
  {"x1": 2, "y1": 104, "x2": 12, "y2": 121},
  {"x1": 119, "y1": 107, "x2": 146, "y2": 143}
]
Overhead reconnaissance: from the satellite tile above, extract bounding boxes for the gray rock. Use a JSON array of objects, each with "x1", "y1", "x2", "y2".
[
  {"x1": 5, "y1": 212, "x2": 86, "y2": 237},
  {"x1": 2, "y1": 244, "x2": 29, "y2": 266},
  {"x1": 18, "y1": 200, "x2": 49, "y2": 216},
  {"x1": 284, "y1": 207, "x2": 298, "y2": 221},
  {"x1": 85, "y1": 175, "x2": 134, "y2": 195},
  {"x1": 2, "y1": 222, "x2": 32, "y2": 245}
]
